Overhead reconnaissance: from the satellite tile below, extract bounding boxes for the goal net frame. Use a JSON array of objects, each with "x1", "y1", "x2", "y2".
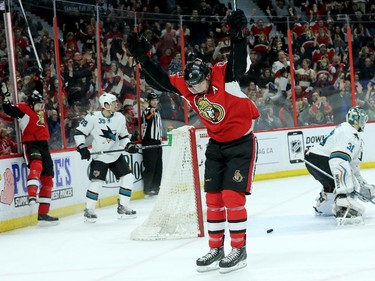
[{"x1": 130, "y1": 126, "x2": 205, "y2": 240}]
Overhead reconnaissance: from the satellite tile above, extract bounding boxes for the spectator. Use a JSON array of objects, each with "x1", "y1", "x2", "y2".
[
  {"x1": 329, "y1": 76, "x2": 353, "y2": 124},
  {"x1": 312, "y1": 43, "x2": 335, "y2": 70},
  {"x1": 123, "y1": 105, "x2": 139, "y2": 141},
  {"x1": 315, "y1": 57, "x2": 336, "y2": 85},
  {"x1": 201, "y1": 37, "x2": 216, "y2": 63},
  {"x1": 47, "y1": 109, "x2": 62, "y2": 150},
  {"x1": 358, "y1": 57, "x2": 375, "y2": 83},
  {"x1": 14, "y1": 27, "x2": 29, "y2": 56},
  {"x1": 272, "y1": 50, "x2": 290, "y2": 76},
  {"x1": 64, "y1": 32, "x2": 79, "y2": 57},
  {"x1": 295, "y1": 58, "x2": 316, "y2": 89},
  {"x1": 257, "y1": 68, "x2": 274, "y2": 89},
  {"x1": 367, "y1": 98, "x2": 375, "y2": 120},
  {"x1": 159, "y1": 48, "x2": 174, "y2": 72},
  {"x1": 157, "y1": 22, "x2": 177, "y2": 56},
  {"x1": 168, "y1": 52, "x2": 183, "y2": 74},
  {"x1": 268, "y1": 36, "x2": 288, "y2": 68},
  {"x1": 255, "y1": 105, "x2": 282, "y2": 130},
  {"x1": 308, "y1": 92, "x2": 333, "y2": 124},
  {"x1": 0, "y1": 123, "x2": 17, "y2": 155},
  {"x1": 314, "y1": 28, "x2": 333, "y2": 48},
  {"x1": 249, "y1": 19, "x2": 273, "y2": 62}
]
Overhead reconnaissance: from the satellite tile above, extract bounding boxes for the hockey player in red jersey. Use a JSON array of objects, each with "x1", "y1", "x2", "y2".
[
  {"x1": 1, "y1": 76, "x2": 59, "y2": 225},
  {"x1": 127, "y1": 9, "x2": 259, "y2": 273}
]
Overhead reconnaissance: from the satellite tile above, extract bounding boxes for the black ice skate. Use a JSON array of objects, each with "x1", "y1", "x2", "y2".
[
  {"x1": 117, "y1": 199, "x2": 137, "y2": 219},
  {"x1": 196, "y1": 246, "x2": 225, "y2": 272},
  {"x1": 38, "y1": 213, "x2": 59, "y2": 226},
  {"x1": 84, "y1": 208, "x2": 97, "y2": 223},
  {"x1": 219, "y1": 246, "x2": 247, "y2": 273}
]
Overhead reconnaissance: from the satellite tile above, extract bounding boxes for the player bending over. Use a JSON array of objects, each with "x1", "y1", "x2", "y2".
[{"x1": 305, "y1": 106, "x2": 375, "y2": 225}]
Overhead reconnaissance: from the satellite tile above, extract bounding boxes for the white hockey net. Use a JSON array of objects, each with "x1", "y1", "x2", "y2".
[{"x1": 130, "y1": 126, "x2": 204, "y2": 240}]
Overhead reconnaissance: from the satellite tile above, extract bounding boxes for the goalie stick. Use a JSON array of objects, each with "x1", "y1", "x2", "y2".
[
  {"x1": 301, "y1": 158, "x2": 375, "y2": 205},
  {"x1": 90, "y1": 144, "x2": 169, "y2": 155}
]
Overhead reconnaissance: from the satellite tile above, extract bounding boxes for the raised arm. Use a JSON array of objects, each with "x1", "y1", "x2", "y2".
[
  {"x1": 225, "y1": 9, "x2": 251, "y2": 83},
  {"x1": 127, "y1": 33, "x2": 181, "y2": 94},
  {"x1": 1, "y1": 82, "x2": 24, "y2": 119}
]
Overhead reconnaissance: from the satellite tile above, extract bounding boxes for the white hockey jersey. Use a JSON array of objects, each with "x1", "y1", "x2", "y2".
[
  {"x1": 75, "y1": 111, "x2": 130, "y2": 163},
  {"x1": 309, "y1": 122, "x2": 364, "y2": 172}
]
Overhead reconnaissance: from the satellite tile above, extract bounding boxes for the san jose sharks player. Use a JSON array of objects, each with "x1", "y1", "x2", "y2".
[{"x1": 74, "y1": 93, "x2": 138, "y2": 222}]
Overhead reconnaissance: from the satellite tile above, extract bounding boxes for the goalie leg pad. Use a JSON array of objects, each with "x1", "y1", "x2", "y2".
[
  {"x1": 333, "y1": 195, "x2": 365, "y2": 225},
  {"x1": 329, "y1": 158, "x2": 355, "y2": 196}
]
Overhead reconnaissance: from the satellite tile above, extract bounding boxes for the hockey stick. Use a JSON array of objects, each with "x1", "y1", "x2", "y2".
[
  {"x1": 17, "y1": 0, "x2": 43, "y2": 73},
  {"x1": 301, "y1": 158, "x2": 375, "y2": 205},
  {"x1": 90, "y1": 144, "x2": 169, "y2": 155}
]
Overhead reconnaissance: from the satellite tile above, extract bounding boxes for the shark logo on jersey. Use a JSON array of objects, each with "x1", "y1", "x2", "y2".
[
  {"x1": 195, "y1": 96, "x2": 225, "y2": 124},
  {"x1": 100, "y1": 125, "x2": 117, "y2": 142}
]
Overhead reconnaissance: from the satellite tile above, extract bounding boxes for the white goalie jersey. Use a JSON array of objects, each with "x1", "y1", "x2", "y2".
[
  {"x1": 309, "y1": 122, "x2": 364, "y2": 193},
  {"x1": 74, "y1": 111, "x2": 130, "y2": 163}
]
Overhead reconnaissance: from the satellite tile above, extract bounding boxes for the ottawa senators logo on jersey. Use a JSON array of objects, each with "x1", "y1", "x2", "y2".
[
  {"x1": 195, "y1": 96, "x2": 225, "y2": 124},
  {"x1": 36, "y1": 111, "x2": 45, "y2": 126},
  {"x1": 233, "y1": 170, "x2": 243, "y2": 182}
]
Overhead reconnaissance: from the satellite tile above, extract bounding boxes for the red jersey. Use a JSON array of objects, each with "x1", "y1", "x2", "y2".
[
  {"x1": 169, "y1": 62, "x2": 259, "y2": 142},
  {"x1": 16, "y1": 103, "x2": 50, "y2": 142},
  {"x1": 312, "y1": 48, "x2": 335, "y2": 65}
]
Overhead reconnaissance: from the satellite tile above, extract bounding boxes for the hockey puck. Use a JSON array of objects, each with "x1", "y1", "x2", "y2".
[{"x1": 266, "y1": 228, "x2": 273, "y2": 233}]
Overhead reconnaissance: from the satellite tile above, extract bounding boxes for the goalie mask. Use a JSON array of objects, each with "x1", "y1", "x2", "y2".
[
  {"x1": 184, "y1": 59, "x2": 210, "y2": 88},
  {"x1": 346, "y1": 106, "x2": 368, "y2": 132},
  {"x1": 99, "y1": 93, "x2": 118, "y2": 111}
]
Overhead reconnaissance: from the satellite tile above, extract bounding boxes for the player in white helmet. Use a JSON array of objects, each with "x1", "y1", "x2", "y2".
[
  {"x1": 74, "y1": 93, "x2": 138, "y2": 222},
  {"x1": 305, "y1": 106, "x2": 375, "y2": 225}
]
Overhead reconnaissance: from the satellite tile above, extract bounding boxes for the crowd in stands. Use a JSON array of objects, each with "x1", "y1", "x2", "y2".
[{"x1": 1, "y1": 0, "x2": 375, "y2": 155}]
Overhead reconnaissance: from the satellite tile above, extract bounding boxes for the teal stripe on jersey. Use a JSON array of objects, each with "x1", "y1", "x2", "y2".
[{"x1": 330, "y1": 151, "x2": 351, "y2": 162}]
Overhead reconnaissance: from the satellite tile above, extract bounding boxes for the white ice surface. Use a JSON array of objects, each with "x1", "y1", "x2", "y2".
[{"x1": 1, "y1": 170, "x2": 375, "y2": 281}]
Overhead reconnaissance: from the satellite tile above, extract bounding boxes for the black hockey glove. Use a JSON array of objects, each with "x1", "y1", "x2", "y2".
[
  {"x1": 127, "y1": 32, "x2": 150, "y2": 65},
  {"x1": 77, "y1": 144, "x2": 91, "y2": 161},
  {"x1": 125, "y1": 142, "x2": 139, "y2": 154},
  {"x1": 227, "y1": 9, "x2": 248, "y2": 40}
]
